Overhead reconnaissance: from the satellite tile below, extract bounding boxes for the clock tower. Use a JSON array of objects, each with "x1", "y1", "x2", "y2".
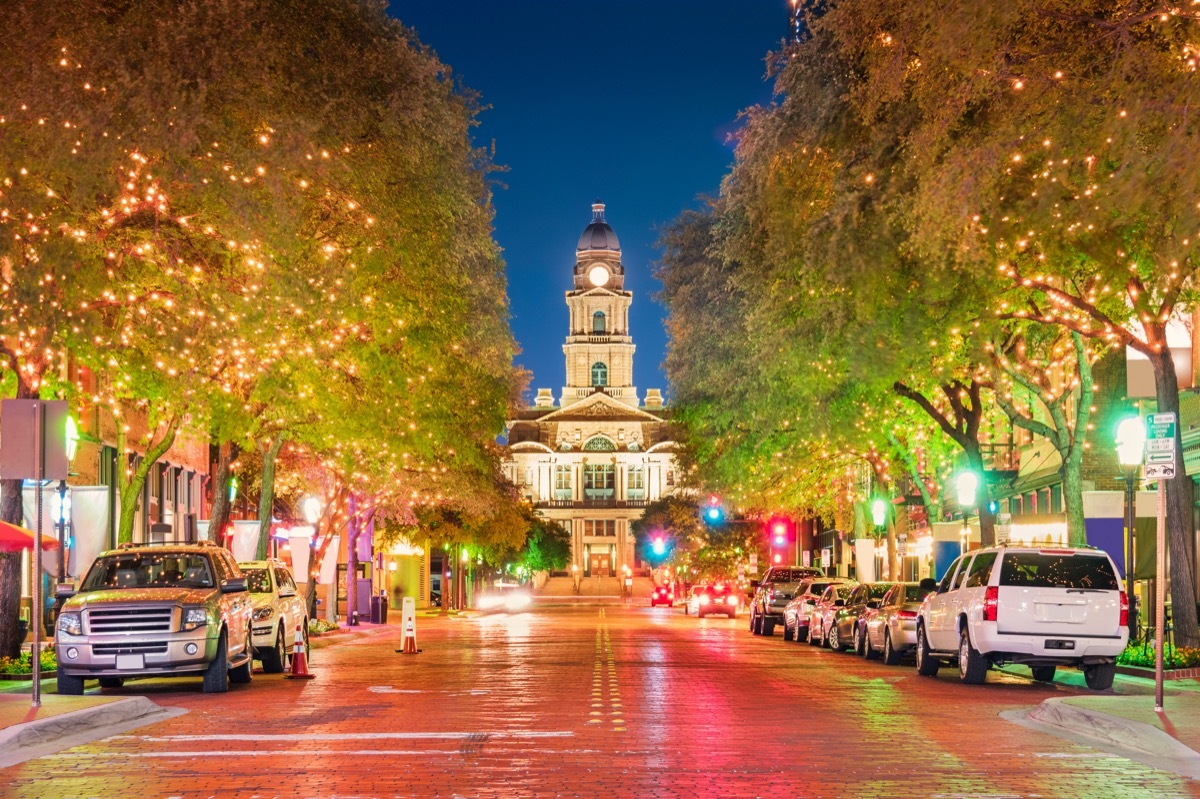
[{"x1": 562, "y1": 202, "x2": 638, "y2": 408}]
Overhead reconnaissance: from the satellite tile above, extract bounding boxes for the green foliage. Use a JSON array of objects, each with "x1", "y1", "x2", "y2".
[
  {"x1": 1118, "y1": 643, "x2": 1200, "y2": 670},
  {"x1": 308, "y1": 618, "x2": 339, "y2": 637},
  {"x1": 518, "y1": 518, "x2": 572, "y2": 574},
  {"x1": 0, "y1": 646, "x2": 57, "y2": 675}
]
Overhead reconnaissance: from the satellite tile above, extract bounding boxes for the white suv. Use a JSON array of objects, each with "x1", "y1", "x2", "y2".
[{"x1": 914, "y1": 546, "x2": 1128, "y2": 689}]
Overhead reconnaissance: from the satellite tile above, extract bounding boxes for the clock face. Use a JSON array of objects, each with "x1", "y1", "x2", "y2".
[{"x1": 588, "y1": 266, "x2": 610, "y2": 287}]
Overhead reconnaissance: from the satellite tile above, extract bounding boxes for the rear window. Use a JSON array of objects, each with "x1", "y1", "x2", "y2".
[
  {"x1": 806, "y1": 582, "x2": 834, "y2": 596},
  {"x1": 999, "y1": 552, "x2": 1118, "y2": 590},
  {"x1": 769, "y1": 568, "x2": 821, "y2": 582},
  {"x1": 901, "y1": 585, "x2": 934, "y2": 604}
]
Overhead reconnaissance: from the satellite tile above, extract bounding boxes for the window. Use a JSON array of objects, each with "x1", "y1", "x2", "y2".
[
  {"x1": 274, "y1": 568, "x2": 297, "y2": 593},
  {"x1": 583, "y1": 436, "x2": 615, "y2": 451},
  {"x1": 666, "y1": 469, "x2": 675, "y2": 487},
  {"x1": 524, "y1": 467, "x2": 533, "y2": 486},
  {"x1": 591, "y1": 362, "x2": 608, "y2": 386},
  {"x1": 1050, "y1": 484, "x2": 1062, "y2": 514},
  {"x1": 593, "y1": 311, "x2": 606, "y2": 333},
  {"x1": 584, "y1": 520, "x2": 616, "y2": 537},
  {"x1": 554, "y1": 465, "x2": 572, "y2": 499},
  {"x1": 583, "y1": 463, "x2": 615, "y2": 498},
  {"x1": 964, "y1": 552, "x2": 997, "y2": 588},
  {"x1": 937, "y1": 557, "x2": 963, "y2": 594},
  {"x1": 999, "y1": 552, "x2": 1118, "y2": 590},
  {"x1": 627, "y1": 466, "x2": 644, "y2": 499}
]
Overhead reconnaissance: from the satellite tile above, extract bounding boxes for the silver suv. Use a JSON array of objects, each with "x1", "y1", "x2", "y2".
[{"x1": 55, "y1": 541, "x2": 255, "y2": 694}]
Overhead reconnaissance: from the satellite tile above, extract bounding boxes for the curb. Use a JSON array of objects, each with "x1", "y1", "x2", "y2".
[
  {"x1": 1027, "y1": 697, "x2": 1200, "y2": 761},
  {"x1": 0, "y1": 696, "x2": 178, "y2": 768}
]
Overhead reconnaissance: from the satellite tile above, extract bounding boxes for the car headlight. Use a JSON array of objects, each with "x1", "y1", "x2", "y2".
[
  {"x1": 57, "y1": 612, "x2": 82, "y2": 637},
  {"x1": 182, "y1": 607, "x2": 209, "y2": 631},
  {"x1": 252, "y1": 607, "x2": 274, "y2": 622}
]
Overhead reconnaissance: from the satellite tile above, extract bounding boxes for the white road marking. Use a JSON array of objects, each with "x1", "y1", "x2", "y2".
[
  {"x1": 121, "y1": 731, "x2": 573, "y2": 742},
  {"x1": 367, "y1": 686, "x2": 490, "y2": 696},
  {"x1": 44, "y1": 747, "x2": 602, "y2": 760}
]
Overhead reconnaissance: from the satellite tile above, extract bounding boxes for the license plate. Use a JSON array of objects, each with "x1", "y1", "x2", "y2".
[
  {"x1": 1045, "y1": 639, "x2": 1075, "y2": 650},
  {"x1": 116, "y1": 654, "x2": 145, "y2": 670}
]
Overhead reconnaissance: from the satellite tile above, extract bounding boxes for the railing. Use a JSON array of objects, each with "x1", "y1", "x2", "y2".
[{"x1": 535, "y1": 499, "x2": 651, "y2": 509}]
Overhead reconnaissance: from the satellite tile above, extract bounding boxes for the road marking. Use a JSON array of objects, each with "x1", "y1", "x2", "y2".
[
  {"x1": 42, "y1": 748, "x2": 600, "y2": 759},
  {"x1": 118, "y1": 731, "x2": 573, "y2": 742}
]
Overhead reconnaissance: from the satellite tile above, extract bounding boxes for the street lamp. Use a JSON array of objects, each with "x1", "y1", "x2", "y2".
[
  {"x1": 956, "y1": 471, "x2": 979, "y2": 555},
  {"x1": 1115, "y1": 415, "x2": 1145, "y2": 641},
  {"x1": 303, "y1": 496, "x2": 322, "y2": 524}
]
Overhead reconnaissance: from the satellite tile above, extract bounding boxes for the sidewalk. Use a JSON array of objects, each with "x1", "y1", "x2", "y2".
[{"x1": 1011, "y1": 666, "x2": 1200, "y2": 780}]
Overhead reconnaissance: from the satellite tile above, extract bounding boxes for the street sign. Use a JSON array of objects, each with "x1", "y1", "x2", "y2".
[
  {"x1": 1146, "y1": 413, "x2": 1177, "y2": 441},
  {"x1": 1145, "y1": 462, "x2": 1177, "y2": 480},
  {"x1": 1147, "y1": 451, "x2": 1176, "y2": 464},
  {"x1": 996, "y1": 513, "x2": 1012, "y2": 545},
  {"x1": 896, "y1": 534, "x2": 908, "y2": 557},
  {"x1": 1148, "y1": 438, "x2": 1174, "y2": 453}
]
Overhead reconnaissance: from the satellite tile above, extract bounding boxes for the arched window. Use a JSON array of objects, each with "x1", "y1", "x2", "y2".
[
  {"x1": 592, "y1": 311, "x2": 606, "y2": 334},
  {"x1": 583, "y1": 436, "x2": 616, "y2": 452},
  {"x1": 591, "y1": 362, "x2": 608, "y2": 386}
]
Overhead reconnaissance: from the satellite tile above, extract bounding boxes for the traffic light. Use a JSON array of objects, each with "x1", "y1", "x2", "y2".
[
  {"x1": 703, "y1": 494, "x2": 725, "y2": 525},
  {"x1": 652, "y1": 536, "x2": 666, "y2": 556},
  {"x1": 772, "y1": 522, "x2": 786, "y2": 548}
]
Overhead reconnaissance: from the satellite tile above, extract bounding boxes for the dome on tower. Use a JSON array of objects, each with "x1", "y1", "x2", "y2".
[{"x1": 577, "y1": 202, "x2": 620, "y2": 252}]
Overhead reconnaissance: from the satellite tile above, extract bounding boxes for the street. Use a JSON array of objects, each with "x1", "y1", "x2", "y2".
[{"x1": 3, "y1": 604, "x2": 1198, "y2": 798}]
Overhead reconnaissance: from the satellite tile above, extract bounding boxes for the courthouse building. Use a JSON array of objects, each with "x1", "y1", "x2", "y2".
[{"x1": 504, "y1": 203, "x2": 679, "y2": 576}]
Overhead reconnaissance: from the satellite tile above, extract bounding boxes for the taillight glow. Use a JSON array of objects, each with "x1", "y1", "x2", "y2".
[
  {"x1": 983, "y1": 586, "x2": 999, "y2": 622},
  {"x1": 699, "y1": 595, "x2": 710, "y2": 605},
  {"x1": 896, "y1": 610, "x2": 917, "y2": 619},
  {"x1": 1119, "y1": 590, "x2": 1129, "y2": 627},
  {"x1": 727, "y1": 596, "x2": 739, "y2": 606}
]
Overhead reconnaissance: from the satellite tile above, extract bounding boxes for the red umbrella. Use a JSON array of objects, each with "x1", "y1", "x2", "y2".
[{"x1": 0, "y1": 520, "x2": 60, "y2": 553}]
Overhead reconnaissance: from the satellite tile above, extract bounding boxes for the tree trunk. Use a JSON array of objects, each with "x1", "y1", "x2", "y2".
[
  {"x1": 116, "y1": 424, "x2": 181, "y2": 544},
  {"x1": 0, "y1": 479, "x2": 24, "y2": 658},
  {"x1": 346, "y1": 493, "x2": 359, "y2": 624},
  {"x1": 964, "y1": 443, "x2": 996, "y2": 546},
  {"x1": 1149, "y1": 349, "x2": 1199, "y2": 648},
  {"x1": 207, "y1": 442, "x2": 239, "y2": 545},
  {"x1": 886, "y1": 515, "x2": 898, "y2": 580},
  {"x1": 254, "y1": 436, "x2": 286, "y2": 560}
]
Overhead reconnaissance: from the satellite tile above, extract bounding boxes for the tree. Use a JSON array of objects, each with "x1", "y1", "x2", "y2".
[{"x1": 518, "y1": 518, "x2": 572, "y2": 575}]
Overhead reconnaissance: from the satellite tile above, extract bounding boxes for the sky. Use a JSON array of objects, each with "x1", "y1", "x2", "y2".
[{"x1": 391, "y1": 1, "x2": 787, "y2": 403}]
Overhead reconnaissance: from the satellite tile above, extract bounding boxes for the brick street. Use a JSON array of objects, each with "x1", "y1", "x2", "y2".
[{"x1": 3, "y1": 605, "x2": 1197, "y2": 799}]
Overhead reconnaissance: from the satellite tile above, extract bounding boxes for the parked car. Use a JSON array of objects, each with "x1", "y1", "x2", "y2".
[
  {"x1": 915, "y1": 546, "x2": 1129, "y2": 689},
  {"x1": 825, "y1": 582, "x2": 891, "y2": 652},
  {"x1": 860, "y1": 580, "x2": 936, "y2": 664},
  {"x1": 238, "y1": 559, "x2": 308, "y2": 673},
  {"x1": 695, "y1": 582, "x2": 739, "y2": 618},
  {"x1": 783, "y1": 578, "x2": 854, "y2": 642},
  {"x1": 749, "y1": 566, "x2": 824, "y2": 636},
  {"x1": 808, "y1": 583, "x2": 859, "y2": 648},
  {"x1": 55, "y1": 540, "x2": 254, "y2": 695},
  {"x1": 650, "y1": 584, "x2": 675, "y2": 608}
]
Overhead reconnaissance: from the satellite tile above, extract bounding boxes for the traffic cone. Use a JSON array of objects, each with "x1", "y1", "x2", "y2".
[
  {"x1": 285, "y1": 622, "x2": 315, "y2": 680},
  {"x1": 397, "y1": 617, "x2": 419, "y2": 654}
]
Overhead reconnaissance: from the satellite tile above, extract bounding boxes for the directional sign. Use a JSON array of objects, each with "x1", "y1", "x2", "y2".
[
  {"x1": 1147, "y1": 451, "x2": 1176, "y2": 464},
  {"x1": 1147, "y1": 413, "x2": 1177, "y2": 441},
  {"x1": 1145, "y1": 462, "x2": 1177, "y2": 480}
]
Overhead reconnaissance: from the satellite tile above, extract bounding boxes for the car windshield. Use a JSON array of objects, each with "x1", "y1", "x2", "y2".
[
  {"x1": 866, "y1": 584, "x2": 891, "y2": 599},
  {"x1": 834, "y1": 586, "x2": 854, "y2": 600},
  {"x1": 81, "y1": 552, "x2": 215, "y2": 590},
  {"x1": 241, "y1": 568, "x2": 273, "y2": 594},
  {"x1": 999, "y1": 552, "x2": 1119, "y2": 590},
  {"x1": 805, "y1": 582, "x2": 834, "y2": 596}
]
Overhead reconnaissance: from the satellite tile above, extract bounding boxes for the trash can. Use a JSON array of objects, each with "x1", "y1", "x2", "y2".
[
  {"x1": 370, "y1": 594, "x2": 388, "y2": 624},
  {"x1": 379, "y1": 593, "x2": 388, "y2": 624}
]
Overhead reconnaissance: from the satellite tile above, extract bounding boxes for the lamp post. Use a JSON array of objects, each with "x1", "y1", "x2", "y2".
[
  {"x1": 956, "y1": 471, "x2": 979, "y2": 555},
  {"x1": 871, "y1": 498, "x2": 887, "y2": 580},
  {"x1": 1115, "y1": 416, "x2": 1146, "y2": 642}
]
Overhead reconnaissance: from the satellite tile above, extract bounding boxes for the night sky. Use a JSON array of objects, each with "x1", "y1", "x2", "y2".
[{"x1": 390, "y1": 1, "x2": 786, "y2": 403}]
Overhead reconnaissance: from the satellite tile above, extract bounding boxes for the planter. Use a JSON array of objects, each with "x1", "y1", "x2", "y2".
[
  {"x1": 1116, "y1": 664, "x2": 1200, "y2": 681},
  {"x1": 0, "y1": 670, "x2": 57, "y2": 681}
]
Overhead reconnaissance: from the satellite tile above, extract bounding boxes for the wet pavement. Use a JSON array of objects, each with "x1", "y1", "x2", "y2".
[{"x1": 2, "y1": 604, "x2": 1199, "y2": 798}]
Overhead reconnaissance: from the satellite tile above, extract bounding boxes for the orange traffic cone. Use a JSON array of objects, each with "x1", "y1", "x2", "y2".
[
  {"x1": 285, "y1": 622, "x2": 315, "y2": 680},
  {"x1": 397, "y1": 617, "x2": 419, "y2": 654}
]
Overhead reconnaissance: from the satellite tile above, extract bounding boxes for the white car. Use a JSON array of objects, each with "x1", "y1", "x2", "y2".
[
  {"x1": 477, "y1": 583, "x2": 533, "y2": 613},
  {"x1": 914, "y1": 546, "x2": 1128, "y2": 689},
  {"x1": 239, "y1": 559, "x2": 308, "y2": 673}
]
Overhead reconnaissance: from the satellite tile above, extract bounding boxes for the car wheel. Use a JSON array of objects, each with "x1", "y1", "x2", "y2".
[
  {"x1": 762, "y1": 619, "x2": 776, "y2": 636},
  {"x1": 1084, "y1": 661, "x2": 1116, "y2": 691},
  {"x1": 958, "y1": 627, "x2": 988, "y2": 685},
  {"x1": 915, "y1": 624, "x2": 939, "y2": 677},
  {"x1": 796, "y1": 625, "x2": 808, "y2": 643},
  {"x1": 203, "y1": 630, "x2": 230, "y2": 694},
  {"x1": 783, "y1": 623, "x2": 795, "y2": 642},
  {"x1": 261, "y1": 626, "x2": 287, "y2": 673},
  {"x1": 748, "y1": 612, "x2": 756, "y2": 633},
  {"x1": 57, "y1": 673, "x2": 85, "y2": 695},
  {"x1": 852, "y1": 624, "x2": 864, "y2": 656},
  {"x1": 98, "y1": 677, "x2": 124, "y2": 689},
  {"x1": 809, "y1": 622, "x2": 822, "y2": 647},
  {"x1": 864, "y1": 630, "x2": 880, "y2": 661},
  {"x1": 883, "y1": 630, "x2": 902, "y2": 666},
  {"x1": 1031, "y1": 665, "x2": 1056, "y2": 683},
  {"x1": 828, "y1": 623, "x2": 841, "y2": 651}
]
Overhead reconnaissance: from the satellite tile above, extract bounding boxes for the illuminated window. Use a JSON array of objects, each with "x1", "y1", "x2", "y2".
[
  {"x1": 627, "y1": 466, "x2": 644, "y2": 499},
  {"x1": 583, "y1": 464, "x2": 615, "y2": 499},
  {"x1": 593, "y1": 311, "x2": 606, "y2": 333},
  {"x1": 591, "y1": 362, "x2": 608, "y2": 386}
]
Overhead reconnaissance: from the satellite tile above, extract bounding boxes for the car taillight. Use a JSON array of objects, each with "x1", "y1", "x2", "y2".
[
  {"x1": 1119, "y1": 590, "x2": 1129, "y2": 627},
  {"x1": 983, "y1": 586, "x2": 999, "y2": 622},
  {"x1": 699, "y1": 595, "x2": 710, "y2": 604},
  {"x1": 727, "y1": 596, "x2": 738, "y2": 606},
  {"x1": 896, "y1": 610, "x2": 917, "y2": 619}
]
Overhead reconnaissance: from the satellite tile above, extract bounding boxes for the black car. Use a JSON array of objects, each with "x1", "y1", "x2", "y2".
[{"x1": 749, "y1": 566, "x2": 824, "y2": 636}]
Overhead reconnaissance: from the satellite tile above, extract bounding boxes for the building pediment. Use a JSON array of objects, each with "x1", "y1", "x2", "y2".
[{"x1": 537, "y1": 391, "x2": 664, "y2": 423}]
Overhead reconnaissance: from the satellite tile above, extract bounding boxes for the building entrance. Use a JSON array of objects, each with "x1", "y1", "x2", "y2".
[{"x1": 589, "y1": 553, "x2": 612, "y2": 577}]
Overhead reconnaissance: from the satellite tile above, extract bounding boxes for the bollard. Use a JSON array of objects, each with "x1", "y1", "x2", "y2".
[{"x1": 285, "y1": 622, "x2": 316, "y2": 680}]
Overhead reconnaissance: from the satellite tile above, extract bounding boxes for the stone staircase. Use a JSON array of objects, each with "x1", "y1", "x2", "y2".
[{"x1": 535, "y1": 575, "x2": 656, "y2": 602}]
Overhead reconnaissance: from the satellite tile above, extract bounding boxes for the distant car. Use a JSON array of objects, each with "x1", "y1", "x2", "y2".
[
  {"x1": 238, "y1": 559, "x2": 309, "y2": 673},
  {"x1": 808, "y1": 583, "x2": 858, "y2": 648},
  {"x1": 695, "y1": 582, "x2": 739, "y2": 618},
  {"x1": 650, "y1": 584, "x2": 675, "y2": 608},
  {"x1": 477, "y1": 583, "x2": 533, "y2": 613},
  {"x1": 861, "y1": 581, "x2": 936, "y2": 664},
  {"x1": 825, "y1": 582, "x2": 890, "y2": 652},
  {"x1": 783, "y1": 578, "x2": 854, "y2": 642},
  {"x1": 749, "y1": 566, "x2": 824, "y2": 636},
  {"x1": 915, "y1": 546, "x2": 1128, "y2": 689},
  {"x1": 685, "y1": 585, "x2": 705, "y2": 615}
]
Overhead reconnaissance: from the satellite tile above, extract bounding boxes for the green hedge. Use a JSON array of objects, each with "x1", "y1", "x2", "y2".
[
  {"x1": 1117, "y1": 642, "x2": 1200, "y2": 669},
  {"x1": 0, "y1": 647, "x2": 57, "y2": 675}
]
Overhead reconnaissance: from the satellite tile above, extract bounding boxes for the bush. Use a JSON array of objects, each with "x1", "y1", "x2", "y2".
[
  {"x1": 1117, "y1": 642, "x2": 1200, "y2": 669},
  {"x1": 0, "y1": 647, "x2": 57, "y2": 675},
  {"x1": 308, "y1": 619, "x2": 339, "y2": 636}
]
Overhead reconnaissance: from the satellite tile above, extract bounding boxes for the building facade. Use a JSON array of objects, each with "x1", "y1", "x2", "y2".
[{"x1": 504, "y1": 203, "x2": 678, "y2": 576}]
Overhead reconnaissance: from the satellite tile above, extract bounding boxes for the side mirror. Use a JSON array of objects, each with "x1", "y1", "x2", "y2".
[
  {"x1": 56, "y1": 583, "x2": 76, "y2": 599},
  {"x1": 221, "y1": 577, "x2": 248, "y2": 594},
  {"x1": 834, "y1": 599, "x2": 845, "y2": 607},
  {"x1": 278, "y1": 585, "x2": 296, "y2": 598}
]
